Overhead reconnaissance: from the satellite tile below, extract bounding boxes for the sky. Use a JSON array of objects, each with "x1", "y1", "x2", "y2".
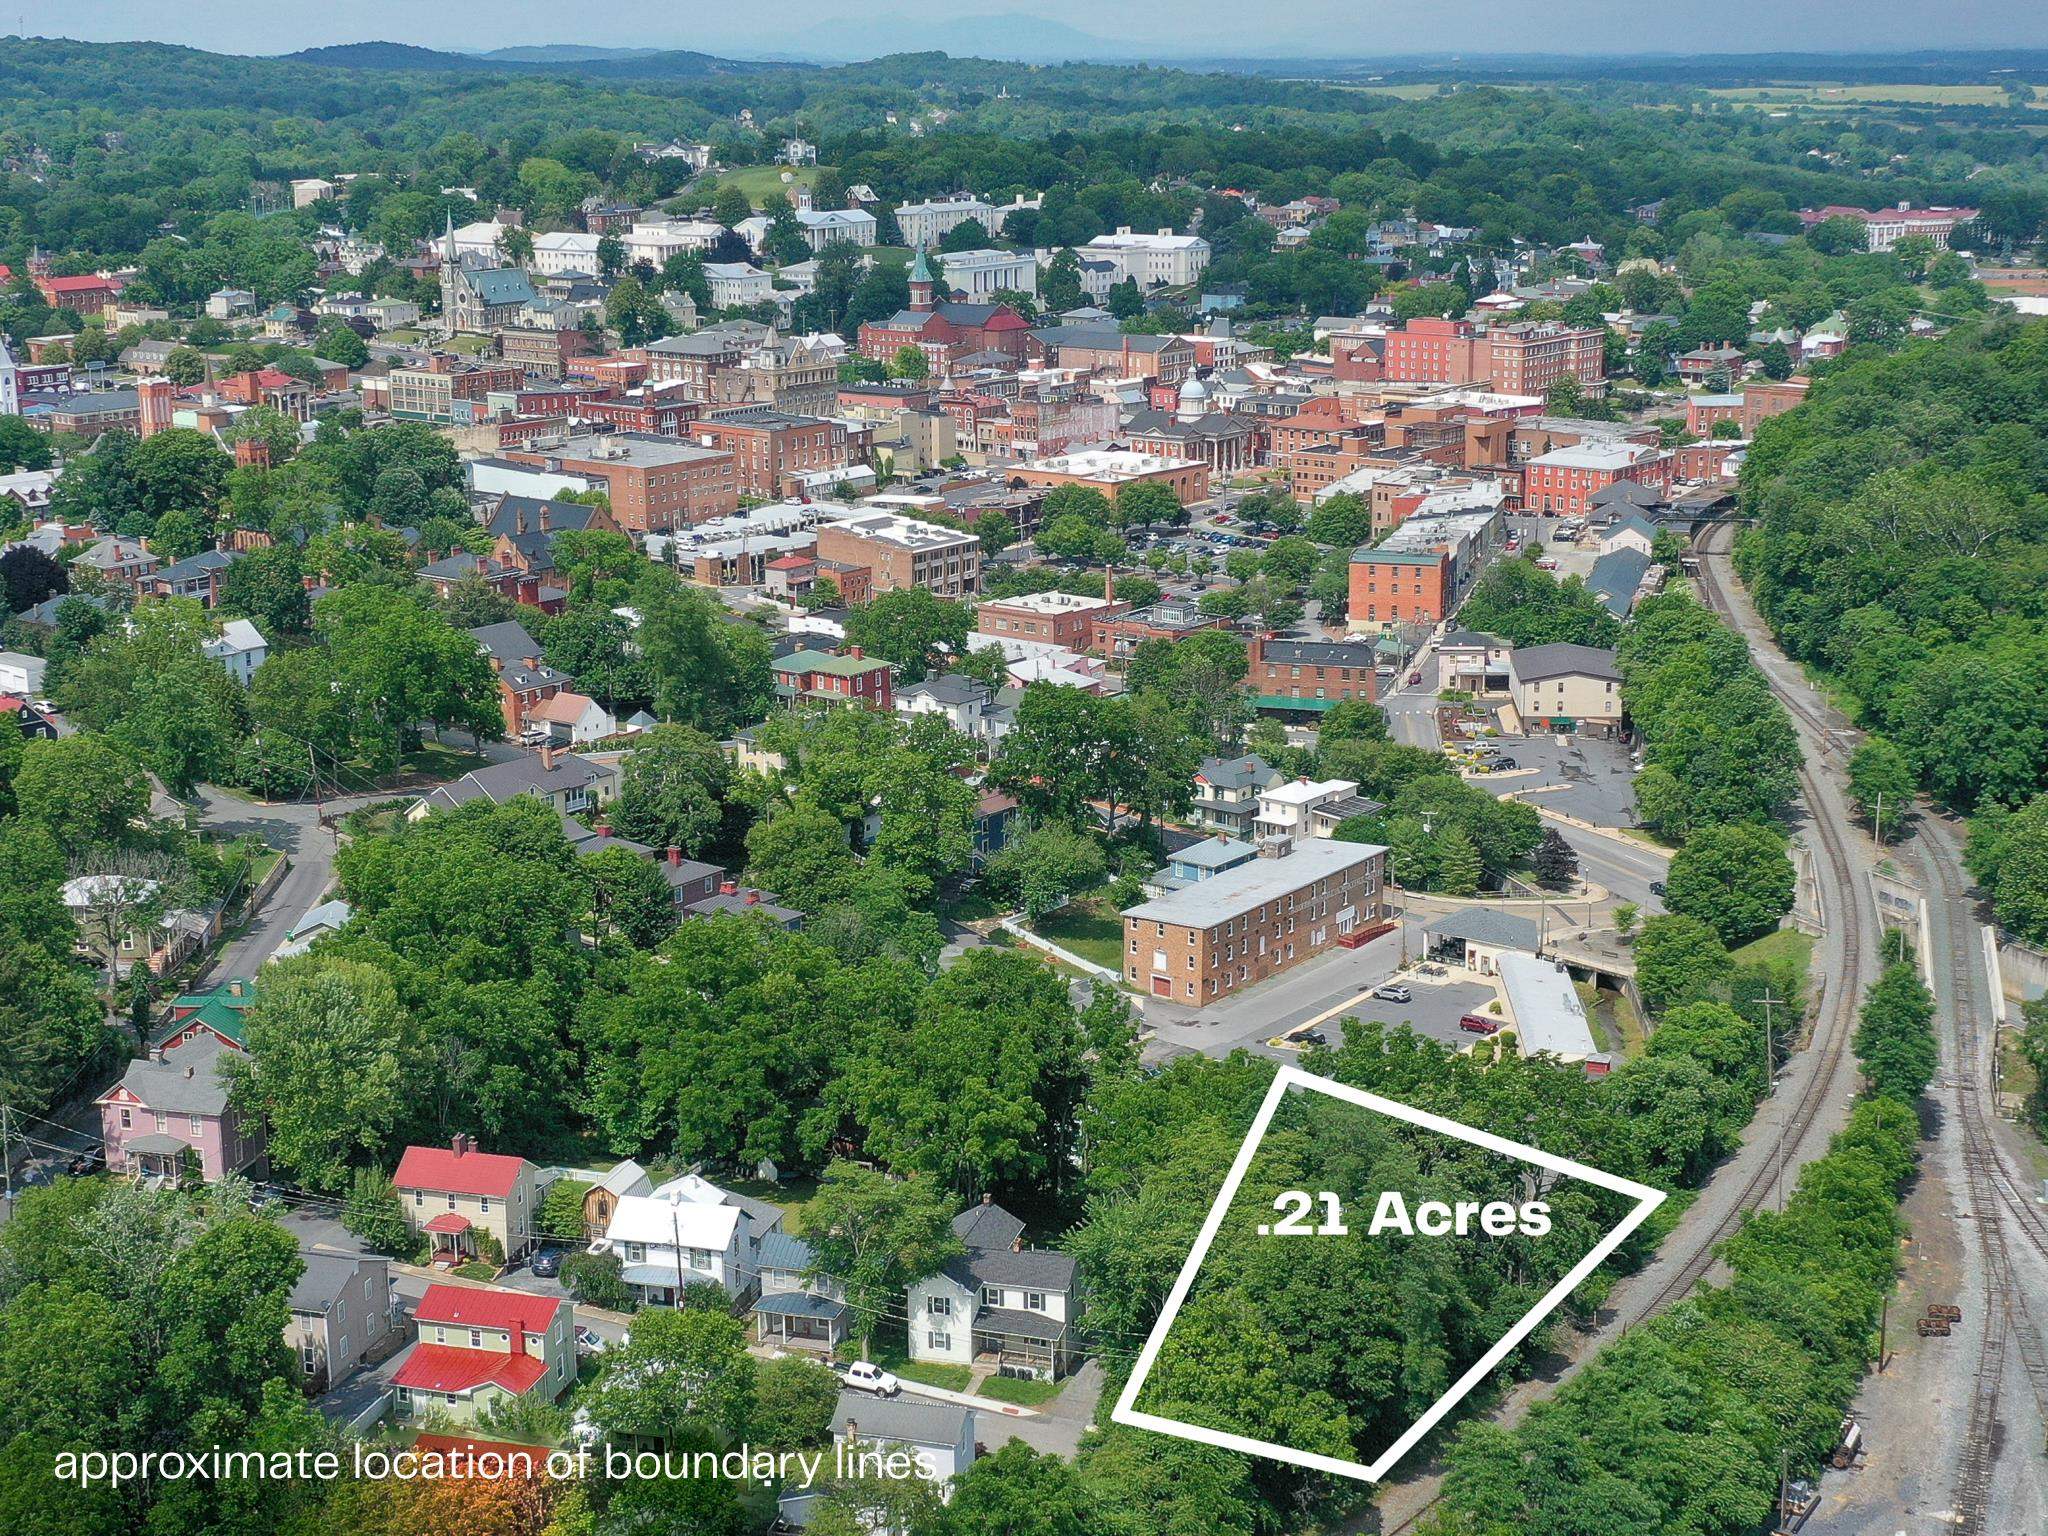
[{"x1": 21, "y1": 0, "x2": 2048, "y2": 62}]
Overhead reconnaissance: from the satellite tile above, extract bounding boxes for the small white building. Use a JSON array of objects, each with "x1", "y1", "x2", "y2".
[
  {"x1": 206, "y1": 288, "x2": 258, "y2": 320},
  {"x1": 830, "y1": 1395, "x2": 976, "y2": 1490},
  {"x1": 526, "y1": 689, "x2": 616, "y2": 746},
  {"x1": 202, "y1": 619, "x2": 268, "y2": 687},
  {"x1": 1078, "y1": 227, "x2": 1211, "y2": 288},
  {"x1": 0, "y1": 650, "x2": 48, "y2": 697},
  {"x1": 930, "y1": 248, "x2": 1037, "y2": 298},
  {"x1": 703, "y1": 262, "x2": 774, "y2": 309},
  {"x1": 1253, "y1": 777, "x2": 1359, "y2": 842}
]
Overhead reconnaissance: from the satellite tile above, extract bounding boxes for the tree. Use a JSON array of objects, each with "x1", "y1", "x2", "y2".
[
  {"x1": 844, "y1": 587, "x2": 969, "y2": 685},
  {"x1": 0, "y1": 546, "x2": 67, "y2": 614},
  {"x1": 1612, "y1": 900, "x2": 1640, "y2": 939},
  {"x1": 1853, "y1": 957, "x2": 1937, "y2": 1104},
  {"x1": 1966, "y1": 795, "x2": 2048, "y2": 945},
  {"x1": 1664, "y1": 822, "x2": 1795, "y2": 947},
  {"x1": 583, "y1": 1306, "x2": 755, "y2": 1444},
  {"x1": 223, "y1": 957, "x2": 417, "y2": 1191},
  {"x1": 749, "y1": 1356, "x2": 840, "y2": 1454},
  {"x1": 127, "y1": 427, "x2": 232, "y2": 521},
  {"x1": 1847, "y1": 737, "x2": 1913, "y2": 844},
  {"x1": 801, "y1": 1161, "x2": 962, "y2": 1353},
  {"x1": 582, "y1": 844, "x2": 678, "y2": 948},
  {"x1": 951, "y1": 1443, "x2": 1089, "y2": 1536},
  {"x1": 13, "y1": 735, "x2": 150, "y2": 854},
  {"x1": 1634, "y1": 913, "x2": 1730, "y2": 1015},
  {"x1": 1112, "y1": 479, "x2": 1183, "y2": 532},
  {"x1": 746, "y1": 796, "x2": 861, "y2": 910},
  {"x1": 340, "y1": 1167, "x2": 412, "y2": 1253},
  {"x1": 562, "y1": 1249, "x2": 633, "y2": 1311},
  {"x1": 980, "y1": 824, "x2": 1109, "y2": 920},
  {"x1": 1531, "y1": 827, "x2": 1579, "y2": 890},
  {"x1": 890, "y1": 345, "x2": 930, "y2": 381},
  {"x1": 313, "y1": 321, "x2": 369, "y2": 370},
  {"x1": 712, "y1": 185, "x2": 752, "y2": 229},
  {"x1": 611, "y1": 724, "x2": 731, "y2": 855},
  {"x1": 0, "y1": 414, "x2": 53, "y2": 472}
]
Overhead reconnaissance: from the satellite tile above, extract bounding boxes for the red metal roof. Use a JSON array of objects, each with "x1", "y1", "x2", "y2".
[
  {"x1": 415, "y1": 1283, "x2": 567, "y2": 1335},
  {"x1": 391, "y1": 1342, "x2": 549, "y2": 1397},
  {"x1": 394, "y1": 1143, "x2": 526, "y2": 1198},
  {"x1": 423, "y1": 1212, "x2": 473, "y2": 1234}
]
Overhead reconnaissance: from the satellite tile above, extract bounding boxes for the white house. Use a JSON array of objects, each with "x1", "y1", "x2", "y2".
[
  {"x1": 448, "y1": 219, "x2": 516, "y2": 261},
  {"x1": 526, "y1": 689, "x2": 616, "y2": 746},
  {"x1": 206, "y1": 288, "x2": 258, "y2": 320},
  {"x1": 906, "y1": 1199, "x2": 1079, "y2": 1381},
  {"x1": 1598, "y1": 514, "x2": 1658, "y2": 557},
  {"x1": 586, "y1": 1174, "x2": 781, "y2": 1308},
  {"x1": 622, "y1": 219, "x2": 724, "y2": 268},
  {"x1": 895, "y1": 673, "x2": 1003, "y2": 745},
  {"x1": 531, "y1": 231, "x2": 603, "y2": 276},
  {"x1": 895, "y1": 195, "x2": 997, "y2": 250},
  {"x1": 931, "y1": 248, "x2": 1036, "y2": 298},
  {"x1": 1252, "y1": 777, "x2": 1360, "y2": 842},
  {"x1": 703, "y1": 262, "x2": 775, "y2": 309},
  {"x1": 738, "y1": 208, "x2": 877, "y2": 255},
  {"x1": 202, "y1": 619, "x2": 268, "y2": 687}
]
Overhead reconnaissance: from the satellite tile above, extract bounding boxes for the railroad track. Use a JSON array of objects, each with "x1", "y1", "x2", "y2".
[
  {"x1": 1379, "y1": 530, "x2": 1870, "y2": 1536},
  {"x1": 1918, "y1": 821, "x2": 2048, "y2": 1533}
]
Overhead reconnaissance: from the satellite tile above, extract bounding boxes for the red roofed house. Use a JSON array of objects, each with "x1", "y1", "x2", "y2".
[
  {"x1": 390, "y1": 1283, "x2": 574, "y2": 1424},
  {"x1": 394, "y1": 1135, "x2": 540, "y2": 1265}
]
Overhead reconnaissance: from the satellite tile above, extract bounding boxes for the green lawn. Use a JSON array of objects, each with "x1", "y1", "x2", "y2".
[
  {"x1": 400, "y1": 741, "x2": 496, "y2": 781},
  {"x1": 726, "y1": 1174, "x2": 820, "y2": 1236},
  {"x1": 872, "y1": 1344, "x2": 973, "y2": 1393},
  {"x1": 1030, "y1": 898, "x2": 1126, "y2": 971},
  {"x1": 712, "y1": 163, "x2": 822, "y2": 204},
  {"x1": 1730, "y1": 928, "x2": 1815, "y2": 977},
  {"x1": 977, "y1": 1374, "x2": 1067, "y2": 1407},
  {"x1": 939, "y1": 886, "x2": 1004, "y2": 926}
]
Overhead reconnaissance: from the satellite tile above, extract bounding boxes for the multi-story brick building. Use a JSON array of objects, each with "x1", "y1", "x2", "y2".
[
  {"x1": 694, "y1": 407, "x2": 850, "y2": 498},
  {"x1": 503, "y1": 433, "x2": 738, "y2": 532},
  {"x1": 1008, "y1": 449, "x2": 1206, "y2": 507},
  {"x1": 976, "y1": 590, "x2": 1128, "y2": 652},
  {"x1": 1739, "y1": 375, "x2": 1811, "y2": 435},
  {"x1": 1521, "y1": 440, "x2": 1671, "y2": 518},
  {"x1": 1025, "y1": 326, "x2": 1194, "y2": 385},
  {"x1": 813, "y1": 511, "x2": 981, "y2": 598},
  {"x1": 1091, "y1": 599, "x2": 1232, "y2": 664},
  {"x1": 1381, "y1": 317, "x2": 1605, "y2": 395},
  {"x1": 1796, "y1": 202, "x2": 1977, "y2": 253},
  {"x1": 1121, "y1": 839, "x2": 1390, "y2": 1002},
  {"x1": 1244, "y1": 634, "x2": 1381, "y2": 711},
  {"x1": 1348, "y1": 547, "x2": 1451, "y2": 632}
]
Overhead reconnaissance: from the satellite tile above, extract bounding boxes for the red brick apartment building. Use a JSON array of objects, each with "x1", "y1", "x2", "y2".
[
  {"x1": 694, "y1": 407, "x2": 849, "y2": 497},
  {"x1": 1121, "y1": 840, "x2": 1389, "y2": 1002},
  {"x1": 1348, "y1": 548, "x2": 1451, "y2": 631},
  {"x1": 1245, "y1": 635, "x2": 1381, "y2": 708},
  {"x1": 1382, "y1": 318, "x2": 1605, "y2": 395},
  {"x1": 504, "y1": 433, "x2": 738, "y2": 532}
]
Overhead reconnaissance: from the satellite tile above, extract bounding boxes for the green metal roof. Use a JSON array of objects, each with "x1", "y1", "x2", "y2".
[
  {"x1": 156, "y1": 980, "x2": 257, "y2": 1048},
  {"x1": 1252, "y1": 694, "x2": 1338, "y2": 712}
]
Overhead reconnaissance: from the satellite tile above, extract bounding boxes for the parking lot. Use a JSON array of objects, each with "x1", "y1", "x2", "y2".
[
  {"x1": 1274, "y1": 971, "x2": 1504, "y2": 1055},
  {"x1": 1471, "y1": 731, "x2": 1638, "y2": 829}
]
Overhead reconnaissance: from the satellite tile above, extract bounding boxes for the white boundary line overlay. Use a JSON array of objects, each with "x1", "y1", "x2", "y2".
[{"x1": 1109, "y1": 1063, "x2": 1667, "y2": 1482}]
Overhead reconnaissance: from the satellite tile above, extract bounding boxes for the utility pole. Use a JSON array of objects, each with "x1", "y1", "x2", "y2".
[
  {"x1": 1877, "y1": 1293, "x2": 1888, "y2": 1373},
  {"x1": 1757, "y1": 990, "x2": 1786, "y2": 1093},
  {"x1": 1871, "y1": 789, "x2": 1882, "y2": 846},
  {"x1": 1776, "y1": 1448, "x2": 1789, "y2": 1532},
  {"x1": 1, "y1": 1103, "x2": 12, "y2": 1203}
]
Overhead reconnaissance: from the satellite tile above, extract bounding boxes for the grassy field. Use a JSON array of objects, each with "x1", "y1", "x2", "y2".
[
  {"x1": 727, "y1": 1174, "x2": 821, "y2": 1235},
  {"x1": 1708, "y1": 82, "x2": 2042, "y2": 110},
  {"x1": 1030, "y1": 896, "x2": 1127, "y2": 971},
  {"x1": 711, "y1": 163, "x2": 822, "y2": 204},
  {"x1": 872, "y1": 1343, "x2": 973, "y2": 1393},
  {"x1": 1730, "y1": 927, "x2": 1815, "y2": 977}
]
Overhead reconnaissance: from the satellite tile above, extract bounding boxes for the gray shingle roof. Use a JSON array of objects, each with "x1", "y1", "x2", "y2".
[
  {"x1": 1511, "y1": 643, "x2": 1620, "y2": 683},
  {"x1": 1424, "y1": 908, "x2": 1540, "y2": 949},
  {"x1": 111, "y1": 1035, "x2": 235, "y2": 1116},
  {"x1": 953, "y1": 1200, "x2": 1025, "y2": 1250},
  {"x1": 832, "y1": 1393, "x2": 971, "y2": 1446}
]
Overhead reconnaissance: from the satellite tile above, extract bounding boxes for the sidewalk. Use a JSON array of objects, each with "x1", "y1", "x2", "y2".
[{"x1": 895, "y1": 1377, "x2": 1041, "y2": 1419}]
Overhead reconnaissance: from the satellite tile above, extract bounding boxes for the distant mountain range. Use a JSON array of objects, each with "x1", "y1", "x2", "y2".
[
  {"x1": 281, "y1": 40, "x2": 783, "y2": 77},
  {"x1": 791, "y1": 12, "x2": 1137, "y2": 63}
]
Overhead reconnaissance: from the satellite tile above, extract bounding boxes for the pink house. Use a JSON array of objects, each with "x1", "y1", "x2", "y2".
[{"x1": 95, "y1": 1034, "x2": 266, "y2": 1185}]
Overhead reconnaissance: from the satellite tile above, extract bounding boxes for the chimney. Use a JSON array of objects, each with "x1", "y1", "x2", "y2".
[
  {"x1": 744, "y1": 891, "x2": 760, "y2": 906},
  {"x1": 720, "y1": 880, "x2": 737, "y2": 895},
  {"x1": 981, "y1": 1192, "x2": 993, "y2": 1205},
  {"x1": 848, "y1": 646, "x2": 862, "y2": 660},
  {"x1": 667, "y1": 846, "x2": 682, "y2": 867},
  {"x1": 228, "y1": 978, "x2": 244, "y2": 997},
  {"x1": 150, "y1": 1046, "x2": 166, "y2": 1064},
  {"x1": 508, "y1": 1325, "x2": 526, "y2": 1358},
  {"x1": 538, "y1": 743, "x2": 556, "y2": 771},
  {"x1": 594, "y1": 821, "x2": 611, "y2": 836},
  {"x1": 844, "y1": 1419, "x2": 857, "y2": 1443},
  {"x1": 451, "y1": 1133, "x2": 467, "y2": 1157}
]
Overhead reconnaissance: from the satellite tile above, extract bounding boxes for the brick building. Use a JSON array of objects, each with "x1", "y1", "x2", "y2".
[
  {"x1": 1521, "y1": 441, "x2": 1671, "y2": 518},
  {"x1": 813, "y1": 511, "x2": 981, "y2": 598},
  {"x1": 1381, "y1": 317, "x2": 1604, "y2": 395},
  {"x1": 1121, "y1": 839, "x2": 1390, "y2": 1002},
  {"x1": 976, "y1": 590, "x2": 1128, "y2": 652},
  {"x1": 504, "y1": 434, "x2": 738, "y2": 533},
  {"x1": 772, "y1": 647, "x2": 894, "y2": 710},
  {"x1": 388, "y1": 356, "x2": 525, "y2": 423},
  {"x1": 1244, "y1": 634, "x2": 1381, "y2": 711},
  {"x1": 1348, "y1": 548, "x2": 1451, "y2": 632},
  {"x1": 694, "y1": 407, "x2": 850, "y2": 498}
]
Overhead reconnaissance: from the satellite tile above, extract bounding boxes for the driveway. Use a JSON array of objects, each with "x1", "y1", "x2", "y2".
[
  {"x1": 986, "y1": 1358, "x2": 1104, "y2": 1458},
  {"x1": 1484, "y1": 732, "x2": 1637, "y2": 829},
  {"x1": 1273, "y1": 972, "x2": 1504, "y2": 1055}
]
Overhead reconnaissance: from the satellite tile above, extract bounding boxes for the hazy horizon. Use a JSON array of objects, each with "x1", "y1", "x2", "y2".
[{"x1": 26, "y1": 1, "x2": 2048, "y2": 64}]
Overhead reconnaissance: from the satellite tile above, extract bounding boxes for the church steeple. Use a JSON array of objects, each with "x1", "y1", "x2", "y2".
[{"x1": 908, "y1": 245, "x2": 935, "y2": 312}]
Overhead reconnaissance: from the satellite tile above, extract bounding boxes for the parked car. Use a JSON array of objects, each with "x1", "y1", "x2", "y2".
[
  {"x1": 65, "y1": 1148, "x2": 103, "y2": 1177},
  {"x1": 1296, "y1": 1027, "x2": 1328, "y2": 1047},
  {"x1": 1407, "y1": 670, "x2": 1423, "y2": 685},
  {"x1": 1492, "y1": 757, "x2": 1517, "y2": 770},
  {"x1": 1535, "y1": 557, "x2": 1560, "y2": 571},
  {"x1": 834, "y1": 1359, "x2": 903, "y2": 1397},
  {"x1": 1459, "y1": 1013, "x2": 1501, "y2": 1034},
  {"x1": 1648, "y1": 880, "x2": 1666, "y2": 897},
  {"x1": 529, "y1": 1247, "x2": 563, "y2": 1278},
  {"x1": 1371, "y1": 983, "x2": 1413, "y2": 1004}
]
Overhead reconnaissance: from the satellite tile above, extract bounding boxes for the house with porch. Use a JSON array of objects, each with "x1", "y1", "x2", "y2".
[
  {"x1": 95, "y1": 1034, "x2": 266, "y2": 1185},
  {"x1": 389, "y1": 1284, "x2": 575, "y2": 1424},
  {"x1": 586, "y1": 1173, "x2": 783, "y2": 1307},
  {"x1": 906, "y1": 1198, "x2": 1079, "y2": 1381},
  {"x1": 394, "y1": 1136, "x2": 540, "y2": 1265},
  {"x1": 751, "y1": 1230, "x2": 850, "y2": 1353}
]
